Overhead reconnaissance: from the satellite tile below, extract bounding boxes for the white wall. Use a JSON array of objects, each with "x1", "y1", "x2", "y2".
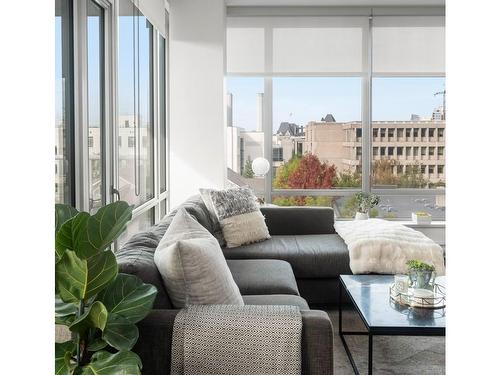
[{"x1": 169, "y1": 0, "x2": 226, "y2": 207}]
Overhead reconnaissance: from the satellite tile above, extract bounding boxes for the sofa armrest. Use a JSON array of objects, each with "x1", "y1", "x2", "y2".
[
  {"x1": 261, "y1": 206, "x2": 335, "y2": 235},
  {"x1": 302, "y1": 310, "x2": 334, "y2": 375},
  {"x1": 135, "y1": 308, "x2": 333, "y2": 375},
  {"x1": 135, "y1": 309, "x2": 179, "y2": 375}
]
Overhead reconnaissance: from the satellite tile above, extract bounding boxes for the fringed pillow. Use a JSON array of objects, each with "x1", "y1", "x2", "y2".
[{"x1": 200, "y1": 187, "x2": 270, "y2": 248}]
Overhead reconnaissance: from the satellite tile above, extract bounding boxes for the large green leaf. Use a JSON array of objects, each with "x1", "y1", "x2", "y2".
[
  {"x1": 55, "y1": 341, "x2": 76, "y2": 375},
  {"x1": 55, "y1": 204, "x2": 79, "y2": 235},
  {"x1": 69, "y1": 301, "x2": 108, "y2": 335},
  {"x1": 56, "y1": 202, "x2": 132, "y2": 260},
  {"x1": 87, "y1": 338, "x2": 108, "y2": 352},
  {"x1": 99, "y1": 273, "x2": 157, "y2": 323},
  {"x1": 55, "y1": 213, "x2": 91, "y2": 260},
  {"x1": 85, "y1": 251, "x2": 118, "y2": 299},
  {"x1": 55, "y1": 250, "x2": 118, "y2": 303},
  {"x1": 55, "y1": 295, "x2": 78, "y2": 325},
  {"x1": 102, "y1": 314, "x2": 139, "y2": 351},
  {"x1": 55, "y1": 250, "x2": 86, "y2": 303},
  {"x1": 80, "y1": 351, "x2": 142, "y2": 375},
  {"x1": 87, "y1": 201, "x2": 133, "y2": 253}
]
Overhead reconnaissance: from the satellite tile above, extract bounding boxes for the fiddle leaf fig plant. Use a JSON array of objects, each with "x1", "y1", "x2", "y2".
[{"x1": 55, "y1": 201, "x2": 157, "y2": 374}]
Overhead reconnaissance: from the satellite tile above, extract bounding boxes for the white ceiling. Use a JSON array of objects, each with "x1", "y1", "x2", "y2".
[{"x1": 227, "y1": 0, "x2": 445, "y2": 6}]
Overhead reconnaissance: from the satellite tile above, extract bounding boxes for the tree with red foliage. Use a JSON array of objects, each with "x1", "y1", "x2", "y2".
[
  {"x1": 287, "y1": 153, "x2": 337, "y2": 189},
  {"x1": 272, "y1": 153, "x2": 336, "y2": 206}
]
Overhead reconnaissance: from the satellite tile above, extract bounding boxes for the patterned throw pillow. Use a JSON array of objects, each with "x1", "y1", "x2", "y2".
[{"x1": 200, "y1": 187, "x2": 270, "y2": 248}]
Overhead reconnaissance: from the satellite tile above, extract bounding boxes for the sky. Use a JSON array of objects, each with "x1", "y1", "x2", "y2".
[{"x1": 227, "y1": 76, "x2": 446, "y2": 132}]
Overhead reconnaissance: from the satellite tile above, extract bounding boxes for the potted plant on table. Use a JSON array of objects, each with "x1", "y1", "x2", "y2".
[
  {"x1": 55, "y1": 201, "x2": 157, "y2": 375},
  {"x1": 354, "y1": 192, "x2": 380, "y2": 220},
  {"x1": 406, "y1": 260, "x2": 436, "y2": 290}
]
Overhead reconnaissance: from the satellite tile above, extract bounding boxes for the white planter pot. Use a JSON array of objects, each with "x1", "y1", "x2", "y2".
[
  {"x1": 355, "y1": 212, "x2": 369, "y2": 220},
  {"x1": 412, "y1": 212, "x2": 432, "y2": 224}
]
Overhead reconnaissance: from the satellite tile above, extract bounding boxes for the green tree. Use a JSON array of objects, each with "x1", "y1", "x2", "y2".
[{"x1": 242, "y1": 156, "x2": 254, "y2": 178}]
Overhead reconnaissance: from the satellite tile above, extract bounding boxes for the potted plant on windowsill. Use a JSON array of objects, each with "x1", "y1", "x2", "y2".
[
  {"x1": 412, "y1": 211, "x2": 432, "y2": 224},
  {"x1": 55, "y1": 201, "x2": 157, "y2": 374},
  {"x1": 354, "y1": 192, "x2": 380, "y2": 220}
]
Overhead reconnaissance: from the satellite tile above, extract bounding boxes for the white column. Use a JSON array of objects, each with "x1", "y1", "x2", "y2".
[{"x1": 169, "y1": 0, "x2": 226, "y2": 207}]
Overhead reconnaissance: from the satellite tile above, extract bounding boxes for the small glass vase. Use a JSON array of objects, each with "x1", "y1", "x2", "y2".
[{"x1": 408, "y1": 269, "x2": 436, "y2": 290}]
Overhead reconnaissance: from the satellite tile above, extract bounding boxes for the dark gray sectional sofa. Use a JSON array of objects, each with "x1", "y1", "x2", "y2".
[{"x1": 116, "y1": 195, "x2": 352, "y2": 375}]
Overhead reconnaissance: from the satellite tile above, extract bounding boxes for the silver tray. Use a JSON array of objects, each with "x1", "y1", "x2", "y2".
[{"x1": 390, "y1": 283, "x2": 446, "y2": 309}]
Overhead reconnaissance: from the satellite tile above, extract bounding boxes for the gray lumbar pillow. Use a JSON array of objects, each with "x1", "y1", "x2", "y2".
[
  {"x1": 200, "y1": 186, "x2": 270, "y2": 248},
  {"x1": 154, "y1": 208, "x2": 244, "y2": 308}
]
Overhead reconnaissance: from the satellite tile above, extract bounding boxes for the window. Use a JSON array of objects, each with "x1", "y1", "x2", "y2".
[
  {"x1": 87, "y1": 0, "x2": 104, "y2": 213},
  {"x1": 226, "y1": 14, "x2": 444, "y2": 219},
  {"x1": 273, "y1": 147, "x2": 284, "y2": 162},
  {"x1": 55, "y1": 0, "x2": 74, "y2": 205},
  {"x1": 429, "y1": 165, "x2": 435, "y2": 175},
  {"x1": 372, "y1": 77, "x2": 445, "y2": 195},
  {"x1": 429, "y1": 128, "x2": 435, "y2": 138},
  {"x1": 54, "y1": 0, "x2": 169, "y2": 246},
  {"x1": 226, "y1": 77, "x2": 265, "y2": 193},
  {"x1": 429, "y1": 146, "x2": 435, "y2": 156},
  {"x1": 438, "y1": 146, "x2": 444, "y2": 156},
  {"x1": 272, "y1": 77, "x2": 362, "y2": 193},
  {"x1": 118, "y1": 1, "x2": 154, "y2": 207},
  {"x1": 438, "y1": 165, "x2": 444, "y2": 174},
  {"x1": 438, "y1": 128, "x2": 444, "y2": 139}
]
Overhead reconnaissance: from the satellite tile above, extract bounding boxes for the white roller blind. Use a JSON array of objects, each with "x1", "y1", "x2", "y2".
[
  {"x1": 226, "y1": 26, "x2": 265, "y2": 73},
  {"x1": 226, "y1": 17, "x2": 368, "y2": 75},
  {"x1": 372, "y1": 16, "x2": 445, "y2": 75}
]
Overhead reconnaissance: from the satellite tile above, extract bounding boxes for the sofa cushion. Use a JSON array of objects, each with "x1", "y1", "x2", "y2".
[
  {"x1": 223, "y1": 234, "x2": 351, "y2": 279},
  {"x1": 154, "y1": 208, "x2": 244, "y2": 308},
  {"x1": 242, "y1": 295, "x2": 309, "y2": 310},
  {"x1": 116, "y1": 231, "x2": 173, "y2": 309},
  {"x1": 227, "y1": 259, "x2": 299, "y2": 296}
]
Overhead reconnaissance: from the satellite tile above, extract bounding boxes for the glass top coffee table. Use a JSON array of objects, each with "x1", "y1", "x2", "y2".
[{"x1": 339, "y1": 275, "x2": 445, "y2": 375}]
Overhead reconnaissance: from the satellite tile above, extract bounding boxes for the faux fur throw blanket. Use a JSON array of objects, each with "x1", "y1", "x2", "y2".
[
  {"x1": 335, "y1": 219, "x2": 445, "y2": 275},
  {"x1": 171, "y1": 304, "x2": 302, "y2": 375}
]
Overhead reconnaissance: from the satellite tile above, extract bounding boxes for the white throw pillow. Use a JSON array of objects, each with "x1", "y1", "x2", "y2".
[
  {"x1": 154, "y1": 208, "x2": 244, "y2": 308},
  {"x1": 200, "y1": 187, "x2": 270, "y2": 248}
]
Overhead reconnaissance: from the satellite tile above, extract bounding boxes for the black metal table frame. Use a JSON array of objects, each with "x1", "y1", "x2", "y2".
[{"x1": 338, "y1": 278, "x2": 445, "y2": 375}]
